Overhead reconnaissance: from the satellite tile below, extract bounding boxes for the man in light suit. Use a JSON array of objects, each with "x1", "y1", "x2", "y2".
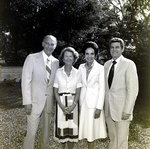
[
  {"x1": 22, "y1": 35, "x2": 59, "y2": 149},
  {"x1": 104, "y1": 37, "x2": 139, "y2": 149}
]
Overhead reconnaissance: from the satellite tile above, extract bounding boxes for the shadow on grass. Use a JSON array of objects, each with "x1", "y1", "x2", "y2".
[
  {"x1": 0, "y1": 82, "x2": 23, "y2": 109},
  {"x1": 129, "y1": 93, "x2": 150, "y2": 143}
]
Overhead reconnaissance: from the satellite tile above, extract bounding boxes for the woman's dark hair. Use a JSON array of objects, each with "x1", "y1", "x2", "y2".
[
  {"x1": 82, "y1": 41, "x2": 99, "y2": 55},
  {"x1": 59, "y1": 47, "x2": 79, "y2": 66}
]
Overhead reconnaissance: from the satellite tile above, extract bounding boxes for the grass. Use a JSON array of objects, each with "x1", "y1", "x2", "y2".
[
  {"x1": 0, "y1": 82, "x2": 150, "y2": 149},
  {"x1": 0, "y1": 81, "x2": 22, "y2": 109}
]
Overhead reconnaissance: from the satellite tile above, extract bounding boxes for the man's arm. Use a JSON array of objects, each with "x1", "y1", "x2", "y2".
[
  {"x1": 123, "y1": 61, "x2": 139, "y2": 117},
  {"x1": 22, "y1": 55, "x2": 33, "y2": 105}
]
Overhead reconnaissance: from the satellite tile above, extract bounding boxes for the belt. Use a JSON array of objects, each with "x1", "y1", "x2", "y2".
[{"x1": 59, "y1": 92, "x2": 75, "y2": 96}]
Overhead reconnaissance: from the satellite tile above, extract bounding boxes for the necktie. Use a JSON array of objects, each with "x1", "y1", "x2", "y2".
[
  {"x1": 46, "y1": 58, "x2": 51, "y2": 82},
  {"x1": 108, "y1": 61, "x2": 117, "y2": 88}
]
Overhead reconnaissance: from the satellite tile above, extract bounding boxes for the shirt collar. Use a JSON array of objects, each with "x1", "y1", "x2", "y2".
[
  {"x1": 111, "y1": 55, "x2": 122, "y2": 64},
  {"x1": 61, "y1": 66, "x2": 76, "y2": 74},
  {"x1": 42, "y1": 50, "x2": 52, "y2": 63}
]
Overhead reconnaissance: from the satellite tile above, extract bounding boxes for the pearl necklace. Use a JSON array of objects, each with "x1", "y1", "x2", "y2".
[{"x1": 86, "y1": 65, "x2": 92, "y2": 72}]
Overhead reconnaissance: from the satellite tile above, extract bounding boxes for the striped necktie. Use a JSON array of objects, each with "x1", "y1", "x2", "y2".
[
  {"x1": 108, "y1": 61, "x2": 117, "y2": 88},
  {"x1": 46, "y1": 58, "x2": 51, "y2": 82}
]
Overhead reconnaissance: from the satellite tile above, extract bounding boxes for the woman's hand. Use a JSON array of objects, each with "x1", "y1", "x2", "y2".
[
  {"x1": 94, "y1": 109, "x2": 101, "y2": 119},
  {"x1": 59, "y1": 104, "x2": 70, "y2": 114},
  {"x1": 67, "y1": 104, "x2": 76, "y2": 113}
]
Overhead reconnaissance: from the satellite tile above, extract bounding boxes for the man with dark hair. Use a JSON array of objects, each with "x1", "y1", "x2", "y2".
[
  {"x1": 104, "y1": 37, "x2": 139, "y2": 149},
  {"x1": 22, "y1": 35, "x2": 59, "y2": 149}
]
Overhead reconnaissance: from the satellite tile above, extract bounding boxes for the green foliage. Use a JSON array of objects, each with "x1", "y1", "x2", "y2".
[
  {"x1": 0, "y1": 0, "x2": 107, "y2": 65},
  {"x1": 0, "y1": 0, "x2": 149, "y2": 66}
]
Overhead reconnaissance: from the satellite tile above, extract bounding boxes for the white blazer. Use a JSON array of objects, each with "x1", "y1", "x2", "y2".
[{"x1": 79, "y1": 60, "x2": 105, "y2": 109}]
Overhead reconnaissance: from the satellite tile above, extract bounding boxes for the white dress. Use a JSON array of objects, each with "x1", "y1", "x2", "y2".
[
  {"x1": 53, "y1": 66, "x2": 82, "y2": 143},
  {"x1": 78, "y1": 61, "x2": 107, "y2": 142},
  {"x1": 79, "y1": 101, "x2": 107, "y2": 142}
]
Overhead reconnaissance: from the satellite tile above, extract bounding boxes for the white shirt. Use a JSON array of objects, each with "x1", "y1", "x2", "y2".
[
  {"x1": 53, "y1": 66, "x2": 82, "y2": 93},
  {"x1": 107, "y1": 55, "x2": 122, "y2": 77},
  {"x1": 42, "y1": 50, "x2": 52, "y2": 69}
]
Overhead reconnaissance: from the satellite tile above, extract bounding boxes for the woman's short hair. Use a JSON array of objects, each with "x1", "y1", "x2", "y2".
[
  {"x1": 59, "y1": 47, "x2": 79, "y2": 66},
  {"x1": 109, "y1": 37, "x2": 125, "y2": 50},
  {"x1": 82, "y1": 41, "x2": 99, "y2": 55}
]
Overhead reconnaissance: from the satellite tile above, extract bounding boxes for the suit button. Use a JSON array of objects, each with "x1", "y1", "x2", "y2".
[{"x1": 45, "y1": 94, "x2": 47, "y2": 96}]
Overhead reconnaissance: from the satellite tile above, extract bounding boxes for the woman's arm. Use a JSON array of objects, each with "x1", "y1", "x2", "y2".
[
  {"x1": 67, "y1": 87, "x2": 81, "y2": 113},
  {"x1": 53, "y1": 87, "x2": 69, "y2": 114},
  {"x1": 94, "y1": 65, "x2": 105, "y2": 119}
]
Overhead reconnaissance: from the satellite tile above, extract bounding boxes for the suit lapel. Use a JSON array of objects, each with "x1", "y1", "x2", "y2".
[
  {"x1": 36, "y1": 52, "x2": 47, "y2": 82},
  {"x1": 48, "y1": 56, "x2": 55, "y2": 84},
  {"x1": 112, "y1": 56, "x2": 125, "y2": 87},
  {"x1": 87, "y1": 60, "x2": 97, "y2": 83},
  {"x1": 81, "y1": 64, "x2": 87, "y2": 86}
]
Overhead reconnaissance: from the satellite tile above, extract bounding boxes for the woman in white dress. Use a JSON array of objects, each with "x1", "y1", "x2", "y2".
[
  {"x1": 53, "y1": 47, "x2": 82, "y2": 149},
  {"x1": 78, "y1": 41, "x2": 107, "y2": 149}
]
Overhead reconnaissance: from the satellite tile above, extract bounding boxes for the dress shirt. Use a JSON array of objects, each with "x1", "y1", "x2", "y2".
[
  {"x1": 107, "y1": 55, "x2": 122, "y2": 77},
  {"x1": 42, "y1": 50, "x2": 52, "y2": 69},
  {"x1": 53, "y1": 66, "x2": 82, "y2": 93}
]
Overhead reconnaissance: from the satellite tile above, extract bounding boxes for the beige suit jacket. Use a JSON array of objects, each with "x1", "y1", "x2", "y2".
[
  {"x1": 104, "y1": 56, "x2": 139, "y2": 121},
  {"x1": 22, "y1": 51, "x2": 59, "y2": 114}
]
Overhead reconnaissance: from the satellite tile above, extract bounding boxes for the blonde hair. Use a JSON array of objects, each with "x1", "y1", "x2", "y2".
[{"x1": 59, "y1": 47, "x2": 79, "y2": 66}]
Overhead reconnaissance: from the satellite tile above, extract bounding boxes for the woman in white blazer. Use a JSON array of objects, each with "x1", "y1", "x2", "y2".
[{"x1": 78, "y1": 41, "x2": 107, "y2": 149}]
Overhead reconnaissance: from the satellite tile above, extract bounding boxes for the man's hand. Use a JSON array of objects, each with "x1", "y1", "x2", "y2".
[
  {"x1": 25, "y1": 104, "x2": 32, "y2": 115},
  {"x1": 94, "y1": 109, "x2": 101, "y2": 119},
  {"x1": 122, "y1": 112, "x2": 130, "y2": 120}
]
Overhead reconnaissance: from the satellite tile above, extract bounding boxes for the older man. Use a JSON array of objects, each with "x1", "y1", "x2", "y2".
[{"x1": 22, "y1": 35, "x2": 59, "y2": 149}]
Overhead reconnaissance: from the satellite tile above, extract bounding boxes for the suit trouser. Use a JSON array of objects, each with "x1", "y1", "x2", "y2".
[
  {"x1": 106, "y1": 111, "x2": 130, "y2": 149},
  {"x1": 23, "y1": 108, "x2": 51, "y2": 149},
  {"x1": 23, "y1": 112, "x2": 41, "y2": 149},
  {"x1": 39, "y1": 107, "x2": 51, "y2": 149}
]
